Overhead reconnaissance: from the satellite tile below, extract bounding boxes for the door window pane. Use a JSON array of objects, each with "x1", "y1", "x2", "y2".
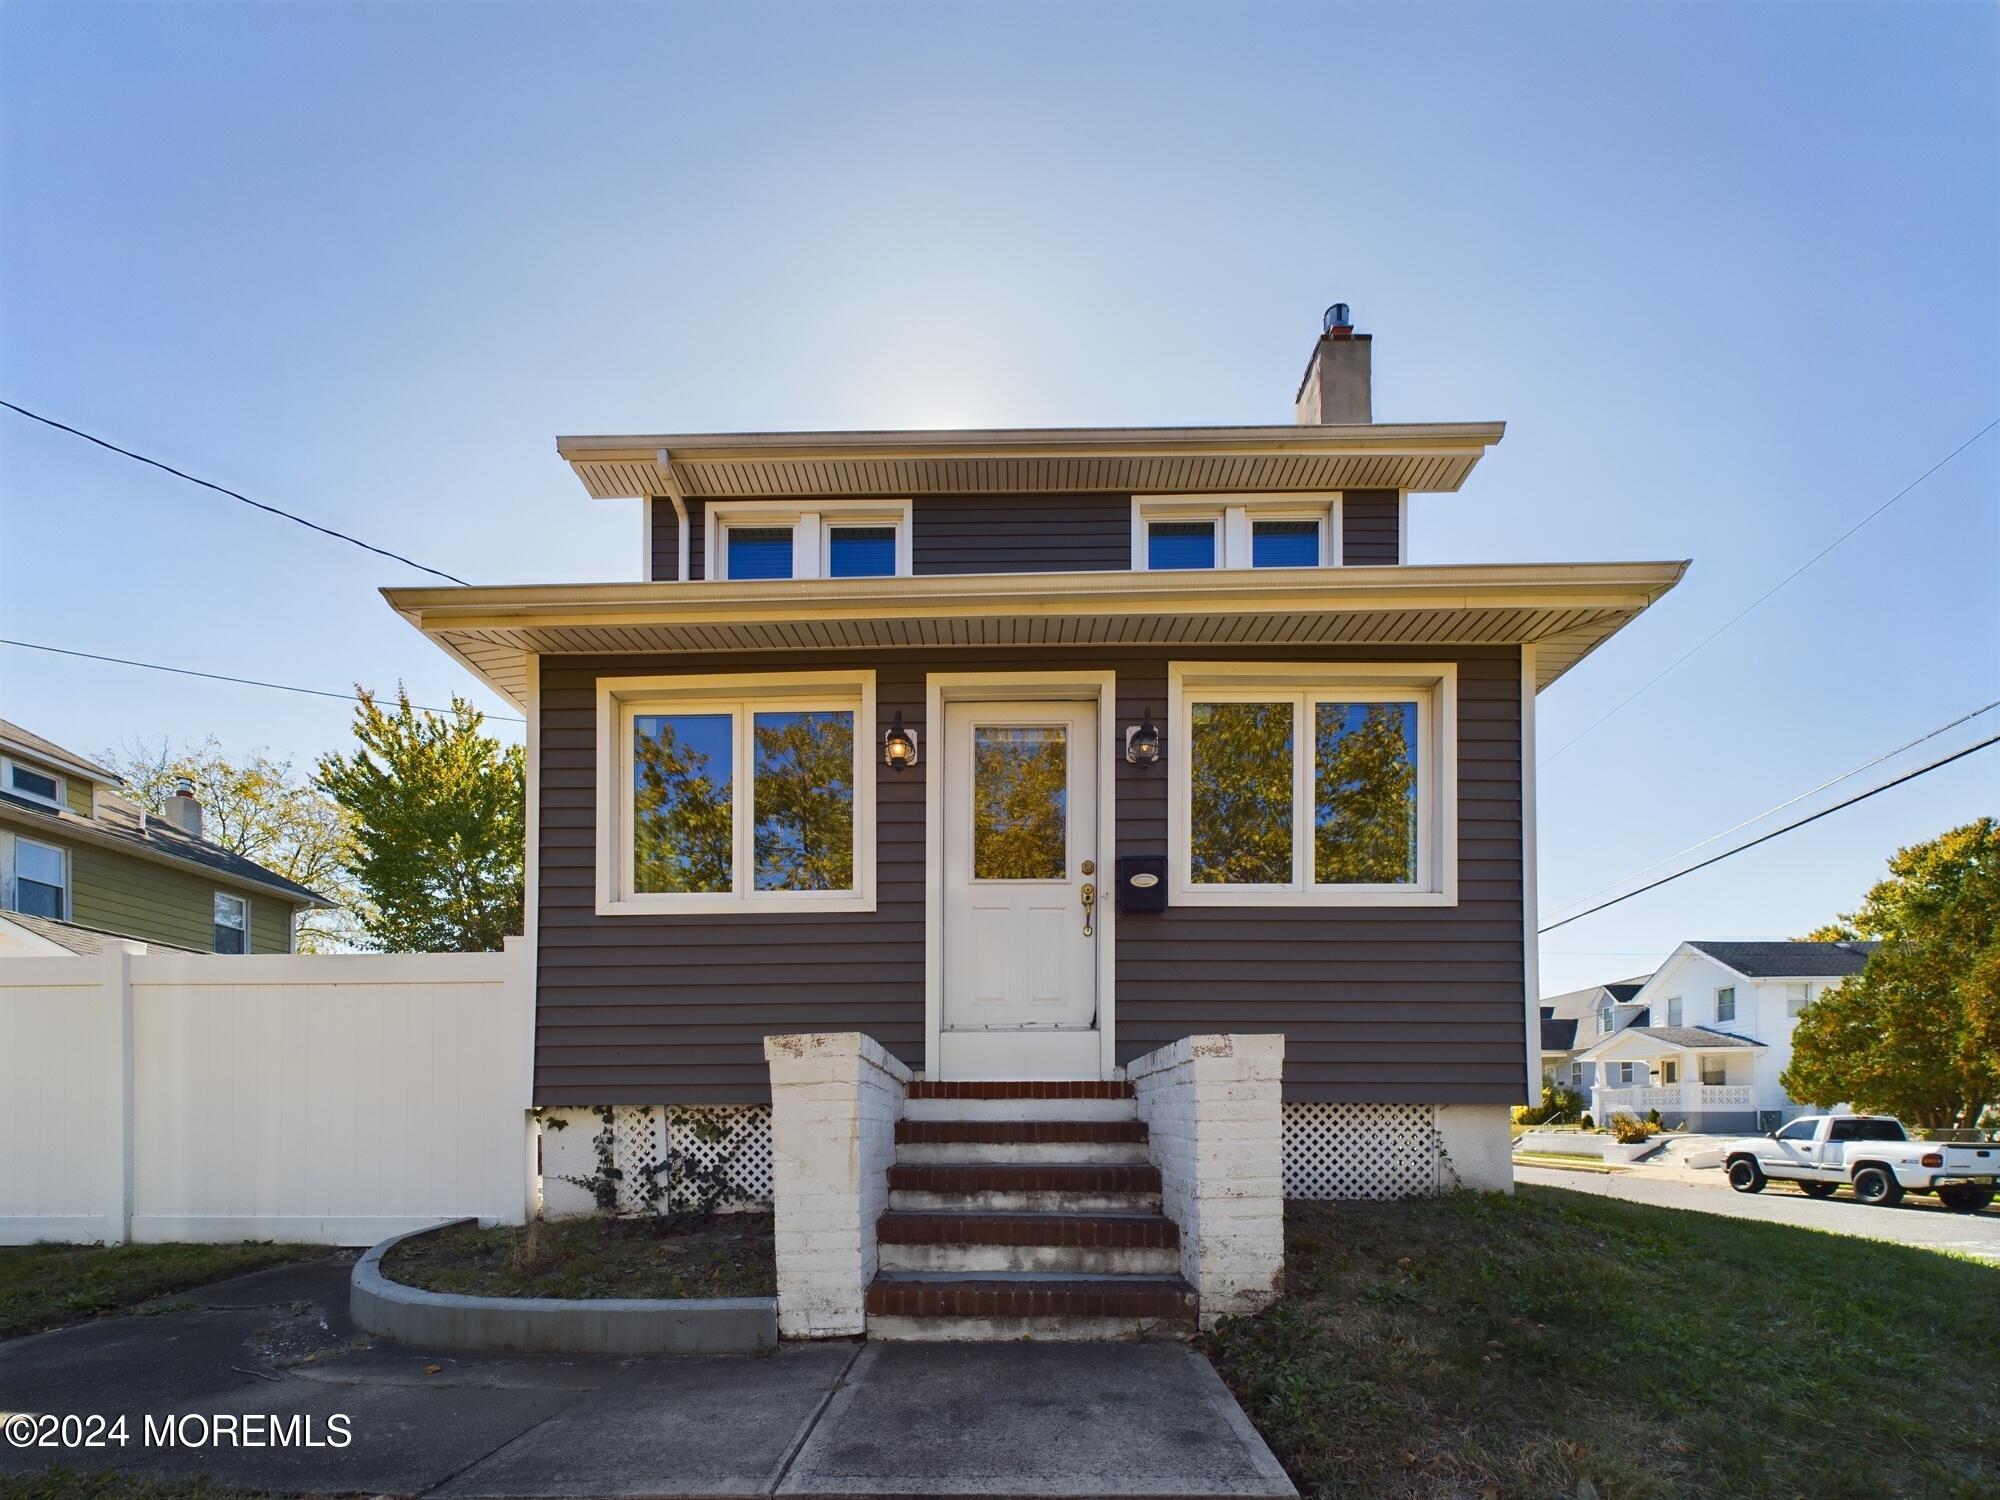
[
  {"x1": 753, "y1": 710, "x2": 855, "y2": 891},
  {"x1": 1148, "y1": 520, "x2": 1216, "y2": 570},
  {"x1": 214, "y1": 892, "x2": 249, "y2": 954},
  {"x1": 726, "y1": 527, "x2": 795, "y2": 580},
  {"x1": 633, "y1": 713, "x2": 735, "y2": 893},
  {"x1": 1252, "y1": 519, "x2": 1319, "y2": 567},
  {"x1": 1313, "y1": 702, "x2": 1417, "y2": 884},
  {"x1": 827, "y1": 526, "x2": 896, "y2": 578},
  {"x1": 1188, "y1": 701, "x2": 1293, "y2": 884},
  {"x1": 14, "y1": 839, "x2": 64, "y2": 919},
  {"x1": 971, "y1": 726, "x2": 1067, "y2": 880}
]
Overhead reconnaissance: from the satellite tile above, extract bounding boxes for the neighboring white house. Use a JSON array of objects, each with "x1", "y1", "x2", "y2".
[
  {"x1": 1537, "y1": 977, "x2": 1647, "y2": 1097},
  {"x1": 1572, "y1": 939, "x2": 1877, "y2": 1132}
]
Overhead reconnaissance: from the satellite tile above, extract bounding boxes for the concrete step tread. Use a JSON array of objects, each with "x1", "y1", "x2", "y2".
[
  {"x1": 865, "y1": 1272, "x2": 1197, "y2": 1320},
  {"x1": 887, "y1": 1160, "x2": 1162, "y2": 1191},
  {"x1": 896, "y1": 1117, "x2": 1149, "y2": 1144},
  {"x1": 876, "y1": 1209, "x2": 1179, "y2": 1248},
  {"x1": 873, "y1": 1270, "x2": 1188, "y2": 1284},
  {"x1": 905, "y1": 1079, "x2": 1136, "y2": 1100}
]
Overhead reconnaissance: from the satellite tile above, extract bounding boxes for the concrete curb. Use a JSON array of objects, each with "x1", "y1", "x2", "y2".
[{"x1": 350, "y1": 1218, "x2": 778, "y2": 1355}]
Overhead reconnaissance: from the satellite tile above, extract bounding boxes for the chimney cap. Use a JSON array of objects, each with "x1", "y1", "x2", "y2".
[
  {"x1": 1322, "y1": 302, "x2": 1352, "y2": 334},
  {"x1": 174, "y1": 777, "x2": 197, "y2": 799}
]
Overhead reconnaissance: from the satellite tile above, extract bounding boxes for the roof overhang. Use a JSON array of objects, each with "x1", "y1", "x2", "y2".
[
  {"x1": 1575, "y1": 1028, "x2": 1765, "y2": 1063},
  {"x1": 0, "y1": 731, "x2": 118, "y2": 786},
  {"x1": 556, "y1": 422, "x2": 1506, "y2": 501},
  {"x1": 0, "y1": 802, "x2": 336, "y2": 909},
  {"x1": 386, "y1": 559, "x2": 1688, "y2": 710}
]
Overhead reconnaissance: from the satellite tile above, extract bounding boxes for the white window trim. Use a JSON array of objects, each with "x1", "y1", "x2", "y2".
[
  {"x1": 1666, "y1": 996, "x2": 1683, "y2": 1026},
  {"x1": 704, "y1": 499, "x2": 913, "y2": 581},
  {"x1": 595, "y1": 670, "x2": 877, "y2": 916},
  {"x1": 2, "y1": 756, "x2": 66, "y2": 812},
  {"x1": 213, "y1": 890, "x2": 250, "y2": 954},
  {"x1": 1166, "y1": 660, "x2": 1457, "y2": 908},
  {"x1": 10, "y1": 834, "x2": 68, "y2": 919},
  {"x1": 1716, "y1": 985, "x2": 1736, "y2": 1022},
  {"x1": 1132, "y1": 494, "x2": 1342, "y2": 571},
  {"x1": 1785, "y1": 981, "x2": 1811, "y2": 1016}
]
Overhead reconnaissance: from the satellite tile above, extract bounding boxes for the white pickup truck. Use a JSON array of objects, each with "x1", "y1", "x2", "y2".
[{"x1": 1722, "y1": 1114, "x2": 1998, "y2": 1212}]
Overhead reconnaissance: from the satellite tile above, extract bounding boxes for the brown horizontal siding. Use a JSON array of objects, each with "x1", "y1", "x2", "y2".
[
  {"x1": 1341, "y1": 490, "x2": 1400, "y2": 564},
  {"x1": 914, "y1": 494, "x2": 1129, "y2": 573},
  {"x1": 535, "y1": 644, "x2": 1525, "y2": 1109},
  {"x1": 648, "y1": 498, "x2": 679, "y2": 581}
]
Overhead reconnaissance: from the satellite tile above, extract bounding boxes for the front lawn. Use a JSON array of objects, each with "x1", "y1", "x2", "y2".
[
  {"x1": 0, "y1": 1243, "x2": 328, "y2": 1341},
  {"x1": 381, "y1": 1212, "x2": 776, "y2": 1300},
  {"x1": 1205, "y1": 1186, "x2": 2000, "y2": 1500}
]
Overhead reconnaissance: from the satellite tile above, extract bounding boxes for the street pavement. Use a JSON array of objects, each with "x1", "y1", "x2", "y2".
[{"x1": 1516, "y1": 1162, "x2": 2000, "y2": 1261}]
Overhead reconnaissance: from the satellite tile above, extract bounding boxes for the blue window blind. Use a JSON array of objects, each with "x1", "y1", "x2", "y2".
[
  {"x1": 726, "y1": 527, "x2": 794, "y2": 580},
  {"x1": 1148, "y1": 521, "x2": 1216, "y2": 570},
  {"x1": 828, "y1": 526, "x2": 896, "y2": 578},
  {"x1": 1252, "y1": 519, "x2": 1319, "y2": 567}
]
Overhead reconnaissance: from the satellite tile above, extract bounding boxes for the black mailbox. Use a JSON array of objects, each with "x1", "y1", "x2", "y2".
[{"x1": 1116, "y1": 855, "x2": 1168, "y2": 913}]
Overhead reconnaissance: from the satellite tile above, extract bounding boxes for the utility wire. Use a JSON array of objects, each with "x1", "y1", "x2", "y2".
[
  {"x1": 1540, "y1": 699, "x2": 2000, "y2": 921},
  {"x1": 0, "y1": 638, "x2": 523, "y2": 723},
  {"x1": 1537, "y1": 735, "x2": 2000, "y2": 933},
  {"x1": 1538, "y1": 417, "x2": 2000, "y2": 768},
  {"x1": 1, "y1": 399, "x2": 473, "y2": 586}
]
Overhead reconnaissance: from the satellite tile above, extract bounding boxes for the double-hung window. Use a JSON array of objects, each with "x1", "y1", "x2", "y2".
[
  {"x1": 12, "y1": 837, "x2": 66, "y2": 919},
  {"x1": 1785, "y1": 982, "x2": 1811, "y2": 1016},
  {"x1": 598, "y1": 671, "x2": 876, "y2": 914},
  {"x1": 1168, "y1": 662, "x2": 1455, "y2": 906},
  {"x1": 1700, "y1": 1056, "x2": 1728, "y2": 1087},
  {"x1": 706, "y1": 501, "x2": 911, "y2": 581},
  {"x1": 2, "y1": 757, "x2": 65, "y2": 810},
  {"x1": 1134, "y1": 496, "x2": 1338, "y2": 570},
  {"x1": 214, "y1": 891, "x2": 250, "y2": 954},
  {"x1": 1715, "y1": 986, "x2": 1736, "y2": 1023},
  {"x1": 1666, "y1": 995, "x2": 1683, "y2": 1027}
]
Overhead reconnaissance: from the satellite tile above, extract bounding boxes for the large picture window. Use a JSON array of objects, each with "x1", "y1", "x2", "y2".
[
  {"x1": 598, "y1": 672, "x2": 875, "y2": 913},
  {"x1": 1169, "y1": 662, "x2": 1455, "y2": 907}
]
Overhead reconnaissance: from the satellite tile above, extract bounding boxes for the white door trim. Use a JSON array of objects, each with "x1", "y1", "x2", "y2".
[{"x1": 925, "y1": 669, "x2": 1118, "y2": 1081}]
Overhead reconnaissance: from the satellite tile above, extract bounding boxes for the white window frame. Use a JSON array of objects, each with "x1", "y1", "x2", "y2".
[
  {"x1": 1715, "y1": 985, "x2": 1736, "y2": 1023},
  {"x1": 1166, "y1": 661, "x2": 1456, "y2": 908},
  {"x1": 595, "y1": 670, "x2": 877, "y2": 916},
  {"x1": 1132, "y1": 494, "x2": 1341, "y2": 571},
  {"x1": 704, "y1": 499, "x2": 912, "y2": 581},
  {"x1": 1597, "y1": 1007, "x2": 1612, "y2": 1035},
  {"x1": 1, "y1": 756, "x2": 66, "y2": 811},
  {"x1": 1785, "y1": 981, "x2": 1811, "y2": 1016},
  {"x1": 1700, "y1": 1055, "x2": 1729, "y2": 1087},
  {"x1": 1666, "y1": 995, "x2": 1683, "y2": 1027},
  {"x1": 213, "y1": 890, "x2": 250, "y2": 954},
  {"x1": 10, "y1": 834, "x2": 68, "y2": 919}
]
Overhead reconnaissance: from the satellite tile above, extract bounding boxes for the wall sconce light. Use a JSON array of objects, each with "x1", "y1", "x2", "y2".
[
  {"x1": 1124, "y1": 708, "x2": 1164, "y2": 768},
  {"x1": 882, "y1": 711, "x2": 919, "y2": 771}
]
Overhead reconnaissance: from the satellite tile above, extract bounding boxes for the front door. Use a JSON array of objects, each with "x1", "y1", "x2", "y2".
[{"x1": 939, "y1": 700, "x2": 1100, "y2": 1079}]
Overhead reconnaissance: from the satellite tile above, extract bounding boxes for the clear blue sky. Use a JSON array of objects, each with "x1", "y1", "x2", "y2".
[{"x1": 2, "y1": 2, "x2": 1994, "y2": 991}]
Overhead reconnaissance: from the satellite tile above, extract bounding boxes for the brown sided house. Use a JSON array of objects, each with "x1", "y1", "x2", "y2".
[{"x1": 389, "y1": 310, "x2": 1684, "y2": 1331}]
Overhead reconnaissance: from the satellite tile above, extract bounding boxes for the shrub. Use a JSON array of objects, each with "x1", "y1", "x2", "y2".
[
  {"x1": 1646, "y1": 1107, "x2": 1662, "y2": 1126},
  {"x1": 1516, "y1": 1083, "x2": 1587, "y2": 1126},
  {"x1": 1610, "y1": 1114, "x2": 1656, "y2": 1145},
  {"x1": 1579, "y1": 1114, "x2": 1594, "y2": 1131}
]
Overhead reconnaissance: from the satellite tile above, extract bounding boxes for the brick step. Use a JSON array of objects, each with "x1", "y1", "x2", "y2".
[
  {"x1": 876, "y1": 1210, "x2": 1178, "y2": 1248},
  {"x1": 897, "y1": 1118, "x2": 1148, "y2": 1144},
  {"x1": 902, "y1": 1094, "x2": 1138, "y2": 1124},
  {"x1": 895, "y1": 1138, "x2": 1150, "y2": 1166},
  {"x1": 888, "y1": 1161, "x2": 1160, "y2": 1195},
  {"x1": 865, "y1": 1271, "x2": 1197, "y2": 1325},
  {"x1": 905, "y1": 1079, "x2": 1135, "y2": 1100}
]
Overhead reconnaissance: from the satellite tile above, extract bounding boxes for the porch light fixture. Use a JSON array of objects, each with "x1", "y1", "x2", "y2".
[
  {"x1": 1124, "y1": 709, "x2": 1164, "y2": 768},
  {"x1": 882, "y1": 711, "x2": 919, "y2": 771}
]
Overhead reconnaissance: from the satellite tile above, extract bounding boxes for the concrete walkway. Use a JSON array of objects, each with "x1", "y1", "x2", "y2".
[{"x1": 0, "y1": 1258, "x2": 1292, "y2": 1498}]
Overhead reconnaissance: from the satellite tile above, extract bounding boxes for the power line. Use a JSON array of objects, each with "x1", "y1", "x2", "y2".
[
  {"x1": 1540, "y1": 699, "x2": 2000, "y2": 921},
  {"x1": 0, "y1": 638, "x2": 523, "y2": 724},
  {"x1": 1, "y1": 399, "x2": 473, "y2": 586},
  {"x1": 1537, "y1": 734, "x2": 1999, "y2": 933},
  {"x1": 1537, "y1": 417, "x2": 2000, "y2": 768}
]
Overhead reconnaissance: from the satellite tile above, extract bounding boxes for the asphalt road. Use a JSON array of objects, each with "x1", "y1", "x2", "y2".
[{"x1": 1516, "y1": 1164, "x2": 2000, "y2": 1262}]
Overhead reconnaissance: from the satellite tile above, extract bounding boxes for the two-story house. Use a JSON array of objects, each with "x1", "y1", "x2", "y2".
[
  {"x1": 1538, "y1": 976, "x2": 1648, "y2": 1095},
  {"x1": 0, "y1": 720, "x2": 329, "y2": 955},
  {"x1": 386, "y1": 308, "x2": 1684, "y2": 1332},
  {"x1": 1573, "y1": 939, "x2": 1878, "y2": 1131}
]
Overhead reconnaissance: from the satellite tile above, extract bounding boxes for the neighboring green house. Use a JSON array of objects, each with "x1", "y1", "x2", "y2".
[{"x1": 0, "y1": 719, "x2": 330, "y2": 956}]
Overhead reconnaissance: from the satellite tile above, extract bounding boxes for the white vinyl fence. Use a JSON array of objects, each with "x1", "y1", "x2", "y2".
[{"x1": 1, "y1": 940, "x2": 533, "y2": 1246}]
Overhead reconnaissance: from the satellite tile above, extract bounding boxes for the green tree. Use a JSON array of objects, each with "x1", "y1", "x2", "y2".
[
  {"x1": 1781, "y1": 818, "x2": 2000, "y2": 1130},
  {"x1": 315, "y1": 689, "x2": 524, "y2": 952},
  {"x1": 102, "y1": 737, "x2": 363, "y2": 951}
]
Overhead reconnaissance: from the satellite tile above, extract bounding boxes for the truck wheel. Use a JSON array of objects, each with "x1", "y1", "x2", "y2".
[
  {"x1": 1937, "y1": 1186, "x2": 1996, "y2": 1214},
  {"x1": 1726, "y1": 1157, "x2": 1765, "y2": 1193},
  {"x1": 1798, "y1": 1182, "x2": 1837, "y2": 1199},
  {"x1": 1851, "y1": 1166, "x2": 1904, "y2": 1207}
]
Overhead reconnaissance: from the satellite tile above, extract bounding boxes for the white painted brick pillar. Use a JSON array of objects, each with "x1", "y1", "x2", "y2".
[
  {"x1": 763, "y1": 1032, "x2": 911, "y2": 1338},
  {"x1": 1128, "y1": 1033, "x2": 1285, "y2": 1329}
]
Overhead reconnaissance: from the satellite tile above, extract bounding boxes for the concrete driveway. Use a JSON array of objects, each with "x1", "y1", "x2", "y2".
[
  {"x1": 1517, "y1": 1163, "x2": 2000, "y2": 1261},
  {"x1": 0, "y1": 1257, "x2": 1292, "y2": 1499}
]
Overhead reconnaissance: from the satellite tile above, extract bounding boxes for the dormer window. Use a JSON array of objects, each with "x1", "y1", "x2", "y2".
[
  {"x1": 705, "y1": 501, "x2": 911, "y2": 581},
  {"x1": 2, "y1": 758, "x2": 65, "y2": 811},
  {"x1": 1133, "y1": 496, "x2": 1340, "y2": 570},
  {"x1": 1598, "y1": 1007, "x2": 1612, "y2": 1035}
]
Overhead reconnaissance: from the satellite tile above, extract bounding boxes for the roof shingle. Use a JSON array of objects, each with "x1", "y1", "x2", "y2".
[{"x1": 1688, "y1": 940, "x2": 1878, "y2": 979}]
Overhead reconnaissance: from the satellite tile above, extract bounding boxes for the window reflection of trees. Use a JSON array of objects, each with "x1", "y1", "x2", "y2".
[
  {"x1": 1189, "y1": 702, "x2": 1293, "y2": 884},
  {"x1": 633, "y1": 714, "x2": 734, "y2": 893},
  {"x1": 972, "y1": 727, "x2": 1067, "y2": 880},
  {"x1": 1314, "y1": 703, "x2": 1417, "y2": 885},
  {"x1": 754, "y1": 711, "x2": 854, "y2": 891}
]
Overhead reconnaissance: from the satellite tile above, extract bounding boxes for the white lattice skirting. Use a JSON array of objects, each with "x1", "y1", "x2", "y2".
[
  {"x1": 542, "y1": 1105, "x2": 774, "y2": 1217},
  {"x1": 1284, "y1": 1102, "x2": 1443, "y2": 1199}
]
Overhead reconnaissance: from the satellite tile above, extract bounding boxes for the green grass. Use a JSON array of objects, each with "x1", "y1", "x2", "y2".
[
  {"x1": 0, "y1": 1243, "x2": 328, "y2": 1342},
  {"x1": 382, "y1": 1213, "x2": 776, "y2": 1300},
  {"x1": 0, "y1": 1473, "x2": 317, "y2": 1500},
  {"x1": 1205, "y1": 1186, "x2": 2000, "y2": 1500}
]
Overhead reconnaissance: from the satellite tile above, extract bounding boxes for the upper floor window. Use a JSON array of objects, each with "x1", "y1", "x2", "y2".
[
  {"x1": 706, "y1": 501, "x2": 911, "y2": 581},
  {"x1": 1666, "y1": 995, "x2": 1683, "y2": 1026},
  {"x1": 214, "y1": 891, "x2": 250, "y2": 954},
  {"x1": 597, "y1": 671, "x2": 876, "y2": 915},
  {"x1": 1167, "y1": 661, "x2": 1456, "y2": 908},
  {"x1": 1597, "y1": 1008, "x2": 1612, "y2": 1035},
  {"x1": 1785, "y1": 982, "x2": 1811, "y2": 1016},
  {"x1": 2, "y1": 757, "x2": 64, "y2": 811},
  {"x1": 1715, "y1": 986, "x2": 1736, "y2": 1023},
  {"x1": 1133, "y1": 495, "x2": 1339, "y2": 571},
  {"x1": 12, "y1": 837, "x2": 66, "y2": 919}
]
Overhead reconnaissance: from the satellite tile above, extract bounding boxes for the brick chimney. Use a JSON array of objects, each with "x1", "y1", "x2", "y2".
[
  {"x1": 166, "y1": 777, "x2": 204, "y2": 840},
  {"x1": 1294, "y1": 302, "x2": 1372, "y2": 425}
]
